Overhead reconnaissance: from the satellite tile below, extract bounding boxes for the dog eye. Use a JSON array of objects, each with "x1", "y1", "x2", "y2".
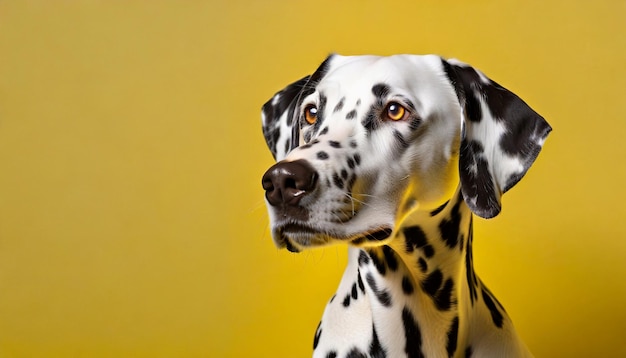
[
  {"x1": 304, "y1": 105, "x2": 318, "y2": 125},
  {"x1": 384, "y1": 102, "x2": 407, "y2": 121}
]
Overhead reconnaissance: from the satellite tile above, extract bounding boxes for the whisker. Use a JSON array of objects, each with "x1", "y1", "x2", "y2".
[
  {"x1": 247, "y1": 199, "x2": 268, "y2": 214},
  {"x1": 340, "y1": 192, "x2": 357, "y2": 214},
  {"x1": 356, "y1": 193, "x2": 378, "y2": 199},
  {"x1": 330, "y1": 211, "x2": 346, "y2": 223},
  {"x1": 343, "y1": 194, "x2": 368, "y2": 206}
]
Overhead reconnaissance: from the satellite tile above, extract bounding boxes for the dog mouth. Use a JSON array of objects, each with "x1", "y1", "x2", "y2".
[
  {"x1": 273, "y1": 223, "x2": 330, "y2": 252},
  {"x1": 274, "y1": 222, "x2": 393, "y2": 253}
]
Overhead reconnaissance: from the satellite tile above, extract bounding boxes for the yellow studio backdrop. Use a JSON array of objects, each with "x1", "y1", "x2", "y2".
[{"x1": 0, "y1": 1, "x2": 624, "y2": 357}]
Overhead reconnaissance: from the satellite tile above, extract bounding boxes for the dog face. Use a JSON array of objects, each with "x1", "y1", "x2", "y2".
[{"x1": 261, "y1": 54, "x2": 550, "y2": 252}]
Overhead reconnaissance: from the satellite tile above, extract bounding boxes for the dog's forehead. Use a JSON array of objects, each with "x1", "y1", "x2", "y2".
[{"x1": 315, "y1": 54, "x2": 446, "y2": 99}]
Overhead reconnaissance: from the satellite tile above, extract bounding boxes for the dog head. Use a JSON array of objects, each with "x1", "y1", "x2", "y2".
[{"x1": 261, "y1": 54, "x2": 551, "y2": 251}]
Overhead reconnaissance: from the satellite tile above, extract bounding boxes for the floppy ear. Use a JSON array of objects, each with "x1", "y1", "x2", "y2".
[
  {"x1": 442, "y1": 59, "x2": 552, "y2": 219},
  {"x1": 261, "y1": 55, "x2": 334, "y2": 161},
  {"x1": 261, "y1": 75, "x2": 310, "y2": 161}
]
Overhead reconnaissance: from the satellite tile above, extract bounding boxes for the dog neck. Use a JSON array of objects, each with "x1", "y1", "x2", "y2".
[{"x1": 315, "y1": 188, "x2": 530, "y2": 357}]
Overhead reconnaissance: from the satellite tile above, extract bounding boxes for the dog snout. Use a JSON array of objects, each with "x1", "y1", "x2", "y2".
[{"x1": 262, "y1": 160, "x2": 318, "y2": 207}]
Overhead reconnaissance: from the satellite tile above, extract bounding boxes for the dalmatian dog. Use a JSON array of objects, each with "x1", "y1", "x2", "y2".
[{"x1": 260, "y1": 54, "x2": 551, "y2": 358}]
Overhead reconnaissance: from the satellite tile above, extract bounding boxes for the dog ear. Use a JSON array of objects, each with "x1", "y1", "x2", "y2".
[
  {"x1": 442, "y1": 59, "x2": 552, "y2": 219},
  {"x1": 261, "y1": 75, "x2": 310, "y2": 161},
  {"x1": 261, "y1": 55, "x2": 334, "y2": 161}
]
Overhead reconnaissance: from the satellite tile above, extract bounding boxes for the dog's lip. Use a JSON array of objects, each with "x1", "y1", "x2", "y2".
[
  {"x1": 279, "y1": 222, "x2": 320, "y2": 235},
  {"x1": 274, "y1": 223, "x2": 327, "y2": 253},
  {"x1": 274, "y1": 222, "x2": 393, "y2": 251}
]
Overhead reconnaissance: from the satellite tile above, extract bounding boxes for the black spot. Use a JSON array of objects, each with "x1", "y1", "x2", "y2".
[
  {"x1": 372, "y1": 83, "x2": 390, "y2": 98},
  {"x1": 369, "y1": 325, "x2": 387, "y2": 358},
  {"x1": 481, "y1": 80, "x2": 517, "y2": 122},
  {"x1": 329, "y1": 140, "x2": 341, "y2": 148},
  {"x1": 435, "y1": 278, "x2": 455, "y2": 311},
  {"x1": 333, "y1": 97, "x2": 345, "y2": 113},
  {"x1": 499, "y1": 114, "x2": 544, "y2": 157},
  {"x1": 342, "y1": 293, "x2": 351, "y2": 307},
  {"x1": 422, "y1": 270, "x2": 455, "y2": 311},
  {"x1": 382, "y1": 246, "x2": 398, "y2": 271},
  {"x1": 313, "y1": 321, "x2": 322, "y2": 349},
  {"x1": 466, "y1": 219, "x2": 478, "y2": 304},
  {"x1": 347, "y1": 173, "x2": 357, "y2": 191},
  {"x1": 417, "y1": 257, "x2": 428, "y2": 273},
  {"x1": 444, "y1": 61, "x2": 483, "y2": 123},
  {"x1": 459, "y1": 139, "x2": 500, "y2": 219},
  {"x1": 499, "y1": 114, "x2": 551, "y2": 192},
  {"x1": 341, "y1": 169, "x2": 348, "y2": 180},
  {"x1": 403, "y1": 226, "x2": 426, "y2": 252},
  {"x1": 326, "y1": 351, "x2": 337, "y2": 358},
  {"x1": 350, "y1": 140, "x2": 358, "y2": 148},
  {"x1": 439, "y1": 199, "x2": 463, "y2": 248},
  {"x1": 283, "y1": 139, "x2": 291, "y2": 156},
  {"x1": 362, "y1": 106, "x2": 379, "y2": 131},
  {"x1": 482, "y1": 287, "x2": 504, "y2": 328},
  {"x1": 423, "y1": 245, "x2": 434, "y2": 258},
  {"x1": 409, "y1": 116, "x2": 422, "y2": 131},
  {"x1": 403, "y1": 226, "x2": 435, "y2": 258},
  {"x1": 401, "y1": 307, "x2": 424, "y2": 358},
  {"x1": 356, "y1": 99, "x2": 361, "y2": 106},
  {"x1": 303, "y1": 130, "x2": 313, "y2": 143},
  {"x1": 465, "y1": 91, "x2": 482, "y2": 123},
  {"x1": 402, "y1": 276, "x2": 414, "y2": 295},
  {"x1": 365, "y1": 273, "x2": 392, "y2": 307},
  {"x1": 430, "y1": 201, "x2": 449, "y2": 216},
  {"x1": 487, "y1": 285, "x2": 506, "y2": 311},
  {"x1": 357, "y1": 271, "x2": 365, "y2": 292},
  {"x1": 354, "y1": 153, "x2": 361, "y2": 165},
  {"x1": 368, "y1": 250, "x2": 386, "y2": 275},
  {"x1": 317, "y1": 151, "x2": 329, "y2": 160},
  {"x1": 317, "y1": 93, "x2": 328, "y2": 124},
  {"x1": 332, "y1": 173, "x2": 344, "y2": 189},
  {"x1": 422, "y1": 269, "x2": 443, "y2": 297},
  {"x1": 367, "y1": 228, "x2": 392, "y2": 241},
  {"x1": 346, "y1": 348, "x2": 367, "y2": 358},
  {"x1": 441, "y1": 58, "x2": 463, "y2": 104},
  {"x1": 347, "y1": 157, "x2": 356, "y2": 169},
  {"x1": 346, "y1": 110, "x2": 357, "y2": 119},
  {"x1": 464, "y1": 346, "x2": 473, "y2": 358},
  {"x1": 358, "y1": 250, "x2": 370, "y2": 266},
  {"x1": 330, "y1": 294, "x2": 336, "y2": 303},
  {"x1": 319, "y1": 127, "x2": 329, "y2": 135},
  {"x1": 351, "y1": 282, "x2": 358, "y2": 299},
  {"x1": 446, "y1": 316, "x2": 459, "y2": 357}
]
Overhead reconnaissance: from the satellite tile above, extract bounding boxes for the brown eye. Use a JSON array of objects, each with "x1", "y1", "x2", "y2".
[
  {"x1": 304, "y1": 105, "x2": 318, "y2": 124},
  {"x1": 385, "y1": 102, "x2": 407, "y2": 121}
]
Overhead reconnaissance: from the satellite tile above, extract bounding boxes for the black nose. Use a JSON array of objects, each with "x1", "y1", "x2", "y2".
[{"x1": 262, "y1": 159, "x2": 318, "y2": 207}]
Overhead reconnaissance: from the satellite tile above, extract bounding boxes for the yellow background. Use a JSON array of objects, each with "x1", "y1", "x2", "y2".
[{"x1": 1, "y1": 1, "x2": 624, "y2": 357}]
